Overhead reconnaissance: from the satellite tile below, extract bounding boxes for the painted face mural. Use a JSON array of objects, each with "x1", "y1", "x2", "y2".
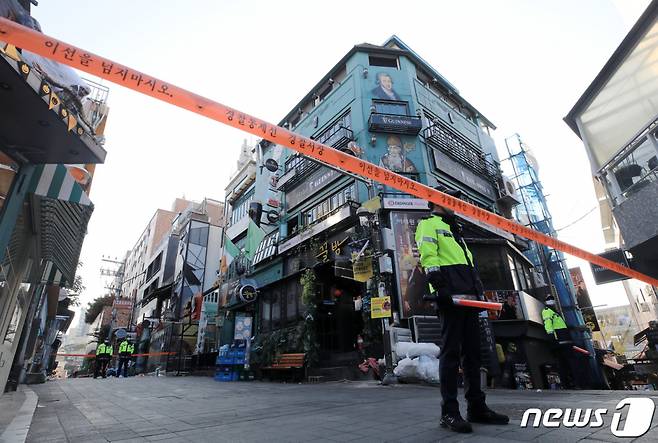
[
  {"x1": 379, "y1": 135, "x2": 418, "y2": 173},
  {"x1": 371, "y1": 72, "x2": 400, "y2": 101}
]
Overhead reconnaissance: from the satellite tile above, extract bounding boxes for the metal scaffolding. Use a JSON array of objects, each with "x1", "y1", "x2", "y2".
[{"x1": 503, "y1": 133, "x2": 605, "y2": 388}]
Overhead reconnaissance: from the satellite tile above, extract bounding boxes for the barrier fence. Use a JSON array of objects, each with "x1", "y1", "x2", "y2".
[{"x1": 1, "y1": 17, "x2": 657, "y2": 287}]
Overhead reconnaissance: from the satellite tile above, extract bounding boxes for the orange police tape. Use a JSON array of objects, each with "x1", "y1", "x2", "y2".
[
  {"x1": 56, "y1": 352, "x2": 176, "y2": 358},
  {"x1": 1, "y1": 18, "x2": 657, "y2": 288}
]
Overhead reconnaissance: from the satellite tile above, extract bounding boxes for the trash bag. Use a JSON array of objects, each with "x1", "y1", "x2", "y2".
[
  {"x1": 393, "y1": 357, "x2": 419, "y2": 379},
  {"x1": 416, "y1": 354, "x2": 440, "y2": 384},
  {"x1": 395, "y1": 342, "x2": 440, "y2": 360}
]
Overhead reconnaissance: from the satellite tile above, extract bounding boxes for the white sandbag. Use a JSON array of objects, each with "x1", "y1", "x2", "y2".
[
  {"x1": 417, "y1": 354, "x2": 440, "y2": 384},
  {"x1": 393, "y1": 357, "x2": 419, "y2": 379},
  {"x1": 395, "y1": 342, "x2": 440, "y2": 359}
]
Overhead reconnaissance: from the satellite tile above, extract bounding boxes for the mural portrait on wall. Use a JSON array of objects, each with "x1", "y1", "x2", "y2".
[
  {"x1": 371, "y1": 72, "x2": 400, "y2": 100},
  {"x1": 379, "y1": 135, "x2": 418, "y2": 173}
]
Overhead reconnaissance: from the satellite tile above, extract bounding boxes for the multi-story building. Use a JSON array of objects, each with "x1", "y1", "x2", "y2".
[
  {"x1": 214, "y1": 141, "x2": 257, "y2": 347},
  {"x1": 565, "y1": 1, "x2": 658, "y2": 329},
  {"x1": 119, "y1": 197, "x2": 224, "y2": 372},
  {"x1": 0, "y1": 2, "x2": 110, "y2": 392},
  {"x1": 216, "y1": 36, "x2": 572, "y2": 382},
  {"x1": 122, "y1": 207, "x2": 180, "y2": 316}
]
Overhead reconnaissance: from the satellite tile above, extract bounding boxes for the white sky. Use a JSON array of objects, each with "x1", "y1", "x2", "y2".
[{"x1": 30, "y1": 0, "x2": 651, "y2": 327}]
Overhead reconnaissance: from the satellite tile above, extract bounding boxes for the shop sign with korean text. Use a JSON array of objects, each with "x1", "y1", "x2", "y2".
[{"x1": 352, "y1": 253, "x2": 374, "y2": 282}]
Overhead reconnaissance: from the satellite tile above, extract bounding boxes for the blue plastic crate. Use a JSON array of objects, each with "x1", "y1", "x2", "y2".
[
  {"x1": 217, "y1": 356, "x2": 235, "y2": 365},
  {"x1": 214, "y1": 372, "x2": 232, "y2": 382}
]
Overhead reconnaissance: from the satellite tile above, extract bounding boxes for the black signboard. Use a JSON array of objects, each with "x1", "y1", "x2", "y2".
[
  {"x1": 239, "y1": 285, "x2": 257, "y2": 304},
  {"x1": 590, "y1": 249, "x2": 631, "y2": 284},
  {"x1": 286, "y1": 166, "x2": 342, "y2": 209},
  {"x1": 368, "y1": 113, "x2": 422, "y2": 135}
]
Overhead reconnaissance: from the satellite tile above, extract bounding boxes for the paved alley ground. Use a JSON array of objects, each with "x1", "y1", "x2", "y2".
[{"x1": 3, "y1": 377, "x2": 658, "y2": 442}]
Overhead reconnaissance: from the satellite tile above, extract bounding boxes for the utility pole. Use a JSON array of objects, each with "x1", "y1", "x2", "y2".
[{"x1": 100, "y1": 255, "x2": 126, "y2": 341}]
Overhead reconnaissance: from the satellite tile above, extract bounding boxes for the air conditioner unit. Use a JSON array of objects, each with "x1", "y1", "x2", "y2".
[{"x1": 497, "y1": 176, "x2": 521, "y2": 206}]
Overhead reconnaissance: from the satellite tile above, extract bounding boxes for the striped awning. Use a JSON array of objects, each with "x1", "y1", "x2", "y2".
[
  {"x1": 25, "y1": 164, "x2": 94, "y2": 286},
  {"x1": 28, "y1": 164, "x2": 91, "y2": 206}
]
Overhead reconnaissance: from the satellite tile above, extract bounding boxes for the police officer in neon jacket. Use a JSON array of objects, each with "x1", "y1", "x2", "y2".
[{"x1": 415, "y1": 186, "x2": 509, "y2": 433}]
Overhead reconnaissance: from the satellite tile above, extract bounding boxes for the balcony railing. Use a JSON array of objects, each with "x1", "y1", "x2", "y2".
[
  {"x1": 279, "y1": 127, "x2": 354, "y2": 191},
  {"x1": 312, "y1": 125, "x2": 354, "y2": 151},
  {"x1": 368, "y1": 113, "x2": 422, "y2": 135},
  {"x1": 424, "y1": 123, "x2": 500, "y2": 181}
]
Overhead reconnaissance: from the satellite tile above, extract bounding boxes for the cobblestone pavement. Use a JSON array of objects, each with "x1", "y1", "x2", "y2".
[{"x1": 4, "y1": 376, "x2": 658, "y2": 442}]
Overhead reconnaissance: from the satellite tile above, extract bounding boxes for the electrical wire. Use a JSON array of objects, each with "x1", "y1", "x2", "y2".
[{"x1": 555, "y1": 206, "x2": 597, "y2": 232}]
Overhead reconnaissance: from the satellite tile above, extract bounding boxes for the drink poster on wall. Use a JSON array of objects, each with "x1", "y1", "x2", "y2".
[
  {"x1": 569, "y1": 267, "x2": 600, "y2": 332},
  {"x1": 389, "y1": 212, "x2": 435, "y2": 318}
]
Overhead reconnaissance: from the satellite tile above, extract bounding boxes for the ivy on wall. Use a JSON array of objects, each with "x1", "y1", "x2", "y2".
[{"x1": 300, "y1": 269, "x2": 319, "y2": 367}]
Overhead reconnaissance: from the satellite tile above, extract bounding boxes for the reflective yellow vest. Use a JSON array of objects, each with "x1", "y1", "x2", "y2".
[
  {"x1": 542, "y1": 307, "x2": 567, "y2": 335},
  {"x1": 119, "y1": 340, "x2": 130, "y2": 354},
  {"x1": 96, "y1": 343, "x2": 112, "y2": 356},
  {"x1": 414, "y1": 215, "x2": 473, "y2": 268}
]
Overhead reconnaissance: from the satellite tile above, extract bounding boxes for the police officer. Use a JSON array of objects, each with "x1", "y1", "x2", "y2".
[
  {"x1": 116, "y1": 338, "x2": 133, "y2": 378},
  {"x1": 415, "y1": 186, "x2": 508, "y2": 433},
  {"x1": 94, "y1": 339, "x2": 112, "y2": 379},
  {"x1": 542, "y1": 294, "x2": 575, "y2": 388}
]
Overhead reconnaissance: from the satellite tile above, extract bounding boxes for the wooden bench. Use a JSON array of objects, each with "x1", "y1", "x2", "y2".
[{"x1": 261, "y1": 353, "x2": 305, "y2": 382}]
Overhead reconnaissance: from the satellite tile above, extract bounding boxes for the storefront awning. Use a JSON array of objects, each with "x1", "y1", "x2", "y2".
[
  {"x1": 24, "y1": 164, "x2": 94, "y2": 286},
  {"x1": 28, "y1": 164, "x2": 91, "y2": 205}
]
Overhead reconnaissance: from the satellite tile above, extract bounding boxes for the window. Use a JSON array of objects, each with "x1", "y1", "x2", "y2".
[
  {"x1": 287, "y1": 216, "x2": 299, "y2": 236},
  {"x1": 271, "y1": 290, "x2": 281, "y2": 329},
  {"x1": 312, "y1": 111, "x2": 352, "y2": 147},
  {"x1": 230, "y1": 189, "x2": 255, "y2": 225},
  {"x1": 287, "y1": 280, "x2": 299, "y2": 320},
  {"x1": 301, "y1": 184, "x2": 355, "y2": 227},
  {"x1": 261, "y1": 297, "x2": 271, "y2": 332},
  {"x1": 508, "y1": 255, "x2": 520, "y2": 291},
  {"x1": 373, "y1": 100, "x2": 408, "y2": 116},
  {"x1": 369, "y1": 55, "x2": 398, "y2": 68},
  {"x1": 145, "y1": 252, "x2": 163, "y2": 282},
  {"x1": 258, "y1": 279, "x2": 303, "y2": 332}
]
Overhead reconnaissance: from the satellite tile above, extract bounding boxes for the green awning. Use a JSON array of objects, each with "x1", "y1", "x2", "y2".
[
  {"x1": 28, "y1": 164, "x2": 91, "y2": 206},
  {"x1": 26, "y1": 164, "x2": 94, "y2": 286}
]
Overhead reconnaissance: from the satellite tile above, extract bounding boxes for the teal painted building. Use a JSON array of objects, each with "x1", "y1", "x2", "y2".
[{"x1": 222, "y1": 36, "x2": 541, "y2": 374}]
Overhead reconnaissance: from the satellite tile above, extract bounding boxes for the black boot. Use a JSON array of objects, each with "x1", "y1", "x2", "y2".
[
  {"x1": 440, "y1": 413, "x2": 473, "y2": 433},
  {"x1": 467, "y1": 405, "x2": 509, "y2": 425}
]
